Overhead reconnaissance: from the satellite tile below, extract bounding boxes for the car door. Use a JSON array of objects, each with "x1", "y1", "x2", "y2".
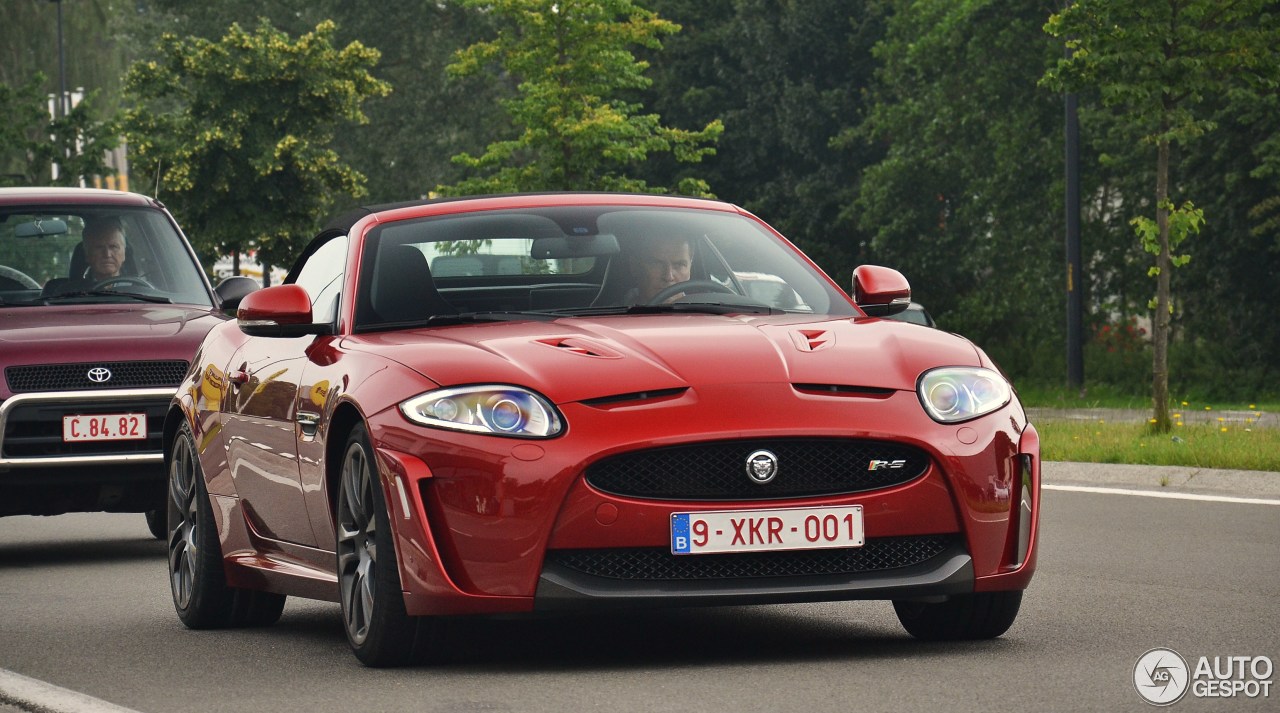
[{"x1": 220, "y1": 235, "x2": 348, "y2": 547}]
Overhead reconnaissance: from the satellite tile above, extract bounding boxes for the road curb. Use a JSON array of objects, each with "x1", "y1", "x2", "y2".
[{"x1": 0, "y1": 669, "x2": 141, "y2": 713}]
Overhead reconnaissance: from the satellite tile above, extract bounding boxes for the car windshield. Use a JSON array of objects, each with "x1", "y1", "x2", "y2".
[
  {"x1": 353, "y1": 205, "x2": 854, "y2": 331},
  {"x1": 0, "y1": 205, "x2": 212, "y2": 307}
]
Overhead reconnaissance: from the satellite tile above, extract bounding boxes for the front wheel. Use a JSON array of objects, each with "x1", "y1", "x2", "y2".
[
  {"x1": 893, "y1": 591, "x2": 1023, "y2": 640},
  {"x1": 336, "y1": 423, "x2": 437, "y2": 667},
  {"x1": 168, "y1": 422, "x2": 285, "y2": 628}
]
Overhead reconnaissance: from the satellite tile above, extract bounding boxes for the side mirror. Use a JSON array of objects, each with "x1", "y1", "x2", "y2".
[
  {"x1": 852, "y1": 265, "x2": 911, "y2": 317},
  {"x1": 215, "y1": 275, "x2": 259, "y2": 312},
  {"x1": 237, "y1": 284, "x2": 332, "y2": 337}
]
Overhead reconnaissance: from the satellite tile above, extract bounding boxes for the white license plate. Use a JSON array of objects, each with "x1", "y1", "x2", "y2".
[
  {"x1": 671, "y1": 505, "x2": 864, "y2": 555},
  {"x1": 62, "y1": 413, "x2": 148, "y2": 443}
]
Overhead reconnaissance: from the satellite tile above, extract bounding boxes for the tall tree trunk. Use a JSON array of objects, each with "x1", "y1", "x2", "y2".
[{"x1": 1151, "y1": 126, "x2": 1172, "y2": 433}]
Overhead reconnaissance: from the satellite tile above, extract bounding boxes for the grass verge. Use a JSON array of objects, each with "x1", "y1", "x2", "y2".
[
  {"x1": 1018, "y1": 384, "x2": 1280, "y2": 413},
  {"x1": 1038, "y1": 420, "x2": 1280, "y2": 472}
]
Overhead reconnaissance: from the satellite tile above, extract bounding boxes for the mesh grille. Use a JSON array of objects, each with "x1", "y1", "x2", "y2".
[
  {"x1": 1, "y1": 400, "x2": 169, "y2": 458},
  {"x1": 547, "y1": 535, "x2": 956, "y2": 581},
  {"x1": 585, "y1": 439, "x2": 929, "y2": 500},
  {"x1": 5, "y1": 361, "x2": 189, "y2": 392}
]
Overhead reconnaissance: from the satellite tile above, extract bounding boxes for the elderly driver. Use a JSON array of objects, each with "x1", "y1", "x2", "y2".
[{"x1": 82, "y1": 216, "x2": 127, "y2": 282}]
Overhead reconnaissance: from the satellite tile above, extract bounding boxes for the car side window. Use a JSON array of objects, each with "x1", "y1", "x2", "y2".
[{"x1": 293, "y1": 235, "x2": 347, "y2": 324}]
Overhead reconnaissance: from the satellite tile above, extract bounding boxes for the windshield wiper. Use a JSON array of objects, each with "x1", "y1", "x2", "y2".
[
  {"x1": 621, "y1": 302, "x2": 785, "y2": 316},
  {"x1": 424, "y1": 310, "x2": 561, "y2": 326},
  {"x1": 43, "y1": 290, "x2": 173, "y2": 304},
  {"x1": 537, "y1": 302, "x2": 781, "y2": 318}
]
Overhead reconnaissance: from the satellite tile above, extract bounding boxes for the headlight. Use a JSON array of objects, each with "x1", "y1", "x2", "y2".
[
  {"x1": 400, "y1": 385, "x2": 563, "y2": 438},
  {"x1": 917, "y1": 367, "x2": 1011, "y2": 423}
]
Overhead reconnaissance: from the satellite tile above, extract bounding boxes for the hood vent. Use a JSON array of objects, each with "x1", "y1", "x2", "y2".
[
  {"x1": 537, "y1": 337, "x2": 622, "y2": 359},
  {"x1": 793, "y1": 383, "x2": 895, "y2": 399},
  {"x1": 581, "y1": 387, "x2": 688, "y2": 409},
  {"x1": 790, "y1": 329, "x2": 833, "y2": 352}
]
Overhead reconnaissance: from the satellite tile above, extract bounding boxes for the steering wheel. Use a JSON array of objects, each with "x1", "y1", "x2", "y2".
[
  {"x1": 0, "y1": 265, "x2": 40, "y2": 289},
  {"x1": 93, "y1": 275, "x2": 157, "y2": 292},
  {"x1": 647, "y1": 279, "x2": 735, "y2": 305}
]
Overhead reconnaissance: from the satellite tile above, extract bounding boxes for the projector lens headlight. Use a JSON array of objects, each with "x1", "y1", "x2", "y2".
[
  {"x1": 401, "y1": 385, "x2": 562, "y2": 438},
  {"x1": 918, "y1": 367, "x2": 1011, "y2": 423}
]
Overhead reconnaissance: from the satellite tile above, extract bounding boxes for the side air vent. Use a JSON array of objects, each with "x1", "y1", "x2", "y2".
[
  {"x1": 793, "y1": 384, "x2": 895, "y2": 398},
  {"x1": 580, "y1": 387, "x2": 688, "y2": 408}
]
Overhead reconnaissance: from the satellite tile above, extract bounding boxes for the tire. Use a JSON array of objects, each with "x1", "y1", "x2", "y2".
[
  {"x1": 336, "y1": 423, "x2": 435, "y2": 667},
  {"x1": 168, "y1": 422, "x2": 286, "y2": 629},
  {"x1": 144, "y1": 509, "x2": 166, "y2": 540},
  {"x1": 893, "y1": 591, "x2": 1023, "y2": 641}
]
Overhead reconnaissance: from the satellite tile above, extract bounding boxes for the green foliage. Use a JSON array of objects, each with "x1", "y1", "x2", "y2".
[
  {"x1": 854, "y1": 0, "x2": 1065, "y2": 353},
  {"x1": 438, "y1": 0, "x2": 723, "y2": 196},
  {"x1": 122, "y1": 19, "x2": 390, "y2": 270},
  {"x1": 1133, "y1": 200, "x2": 1201, "y2": 289},
  {"x1": 0, "y1": 73, "x2": 119, "y2": 187},
  {"x1": 1042, "y1": 0, "x2": 1280, "y2": 429},
  {"x1": 640, "y1": 0, "x2": 884, "y2": 284}
]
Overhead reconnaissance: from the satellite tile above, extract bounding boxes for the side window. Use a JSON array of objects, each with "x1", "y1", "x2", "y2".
[{"x1": 292, "y1": 235, "x2": 348, "y2": 323}]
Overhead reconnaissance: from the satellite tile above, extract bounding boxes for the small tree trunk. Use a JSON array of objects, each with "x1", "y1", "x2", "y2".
[{"x1": 1151, "y1": 132, "x2": 1172, "y2": 433}]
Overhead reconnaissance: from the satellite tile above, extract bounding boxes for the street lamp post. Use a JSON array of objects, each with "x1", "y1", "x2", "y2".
[{"x1": 54, "y1": 0, "x2": 68, "y2": 117}]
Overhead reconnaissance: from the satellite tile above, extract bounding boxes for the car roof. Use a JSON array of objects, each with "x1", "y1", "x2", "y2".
[
  {"x1": 0, "y1": 187, "x2": 162, "y2": 209},
  {"x1": 323, "y1": 192, "x2": 742, "y2": 233}
]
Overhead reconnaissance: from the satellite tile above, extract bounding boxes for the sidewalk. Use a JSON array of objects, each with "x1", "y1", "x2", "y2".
[{"x1": 1044, "y1": 461, "x2": 1280, "y2": 500}]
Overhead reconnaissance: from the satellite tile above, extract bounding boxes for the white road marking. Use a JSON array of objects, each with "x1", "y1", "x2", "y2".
[
  {"x1": 1044, "y1": 483, "x2": 1280, "y2": 506},
  {"x1": 0, "y1": 668, "x2": 141, "y2": 713}
]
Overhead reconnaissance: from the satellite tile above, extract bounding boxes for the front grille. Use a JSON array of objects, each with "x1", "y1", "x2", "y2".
[
  {"x1": 547, "y1": 535, "x2": 957, "y2": 580},
  {"x1": 5, "y1": 361, "x2": 189, "y2": 393},
  {"x1": 1, "y1": 400, "x2": 169, "y2": 458},
  {"x1": 585, "y1": 439, "x2": 929, "y2": 500}
]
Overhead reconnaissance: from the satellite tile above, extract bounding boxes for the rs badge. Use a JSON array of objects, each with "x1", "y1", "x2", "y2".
[{"x1": 868, "y1": 459, "x2": 906, "y2": 471}]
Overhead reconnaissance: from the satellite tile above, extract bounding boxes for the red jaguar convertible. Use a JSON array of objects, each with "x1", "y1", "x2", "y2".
[{"x1": 163, "y1": 193, "x2": 1040, "y2": 666}]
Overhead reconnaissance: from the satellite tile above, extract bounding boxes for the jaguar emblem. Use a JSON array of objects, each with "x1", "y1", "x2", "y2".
[{"x1": 745, "y1": 449, "x2": 779, "y2": 484}]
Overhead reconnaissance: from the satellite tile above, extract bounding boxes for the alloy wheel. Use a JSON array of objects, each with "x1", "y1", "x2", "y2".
[
  {"x1": 337, "y1": 439, "x2": 377, "y2": 646},
  {"x1": 168, "y1": 433, "x2": 199, "y2": 610}
]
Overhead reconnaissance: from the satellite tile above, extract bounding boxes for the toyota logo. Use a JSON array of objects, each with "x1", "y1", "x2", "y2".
[
  {"x1": 745, "y1": 449, "x2": 779, "y2": 484},
  {"x1": 87, "y1": 367, "x2": 113, "y2": 383}
]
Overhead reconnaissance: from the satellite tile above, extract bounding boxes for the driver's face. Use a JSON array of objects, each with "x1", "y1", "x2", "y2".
[
  {"x1": 635, "y1": 239, "x2": 691, "y2": 301},
  {"x1": 85, "y1": 230, "x2": 126, "y2": 280}
]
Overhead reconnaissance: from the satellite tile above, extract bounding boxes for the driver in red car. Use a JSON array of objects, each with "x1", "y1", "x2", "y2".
[
  {"x1": 628, "y1": 234, "x2": 692, "y2": 303},
  {"x1": 82, "y1": 216, "x2": 128, "y2": 282}
]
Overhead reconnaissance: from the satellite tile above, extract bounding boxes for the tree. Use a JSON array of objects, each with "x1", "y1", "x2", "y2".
[
  {"x1": 640, "y1": 0, "x2": 884, "y2": 284},
  {"x1": 853, "y1": 0, "x2": 1066, "y2": 377},
  {"x1": 0, "y1": 73, "x2": 119, "y2": 187},
  {"x1": 1043, "y1": 0, "x2": 1280, "y2": 430},
  {"x1": 438, "y1": 0, "x2": 723, "y2": 196},
  {"x1": 122, "y1": 19, "x2": 390, "y2": 274}
]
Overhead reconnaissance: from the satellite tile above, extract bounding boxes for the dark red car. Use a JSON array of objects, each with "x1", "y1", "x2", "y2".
[
  {"x1": 164, "y1": 193, "x2": 1040, "y2": 666},
  {"x1": 0, "y1": 187, "x2": 254, "y2": 536}
]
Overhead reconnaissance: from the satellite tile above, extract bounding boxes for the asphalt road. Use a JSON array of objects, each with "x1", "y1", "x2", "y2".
[{"x1": 1, "y1": 465, "x2": 1277, "y2": 713}]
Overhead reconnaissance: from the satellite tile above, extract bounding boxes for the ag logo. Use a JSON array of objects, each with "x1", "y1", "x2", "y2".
[{"x1": 1134, "y1": 647, "x2": 1190, "y2": 706}]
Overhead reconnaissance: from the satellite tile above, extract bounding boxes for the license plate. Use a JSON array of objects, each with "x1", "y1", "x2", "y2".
[
  {"x1": 671, "y1": 505, "x2": 864, "y2": 555},
  {"x1": 62, "y1": 413, "x2": 148, "y2": 442}
]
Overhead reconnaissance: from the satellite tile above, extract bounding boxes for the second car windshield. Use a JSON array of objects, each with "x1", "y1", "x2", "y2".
[{"x1": 0, "y1": 206, "x2": 212, "y2": 307}]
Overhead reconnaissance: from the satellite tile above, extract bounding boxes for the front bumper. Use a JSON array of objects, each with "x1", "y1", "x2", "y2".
[
  {"x1": 367, "y1": 384, "x2": 1040, "y2": 616},
  {"x1": 0, "y1": 388, "x2": 174, "y2": 515}
]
